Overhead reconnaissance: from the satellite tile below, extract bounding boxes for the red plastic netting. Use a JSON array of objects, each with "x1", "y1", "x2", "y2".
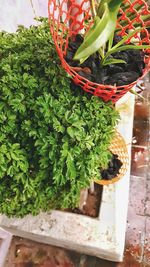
[{"x1": 48, "y1": 0, "x2": 150, "y2": 102}]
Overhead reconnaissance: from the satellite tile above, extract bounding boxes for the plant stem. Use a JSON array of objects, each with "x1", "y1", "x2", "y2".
[
  {"x1": 90, "y1": 0, "x2": 97, "y2": 18},
  {"x1": 130, "y1": 89, "x2": 145, "y2": 100},
  {"x1": 99, "y1": 47, "x2": 104, "y2": 59},
  {"x1": 108, "y1": 32, "x2": 114, "y2": 51},
  {"x1": 29, "y1": 0, "x2": 37, "y2": 18}
]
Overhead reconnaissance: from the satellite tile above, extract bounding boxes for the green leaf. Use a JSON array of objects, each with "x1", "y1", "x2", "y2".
[
  {"x1": 12, "y1": 143, "x2": 20, "y2": 150},
  {"x1": 61, "y1": 142, "x2": 69, "y2": 158},
  {"x1": 53, "y1": 117, "x2": 64, "y2": 133},
  {"x1": 103, "y1": 28, "x2": 150, "y2": 62},
  {"x1": 109, "y1": 28, "x2": 143, "y2": 51},
  {"x1": 108, "y1": 32, "x2": 114, "y2": 51},
  {"x1": 17, "y1": 161, "x2": 29, "y2": 173},
  {"x1": 111, "y1": 44, "x2": 150, "y2": 55},
  {"x1": 74, "y1": 7, "x2": 109, "y2": 61},
  {"x1": 67, "y1": 127, "x2": 75, "y2": 138},
  {"x1": 66, "y1": 154, "x2": 76, "y2": 180},
  {"x1": 0, "y1": 145, "x2": 7, "y2": 153},
  {"x1": 74, "y1": 1, "x2": 122, "y2": 63},
  {"x1": 102, "y1": 58, "x2": 126, "y2": 66},
  {"x1": 10, "y1": 151, "x2": 20, "y2": 161},
  {"x1": 7, "y1": 166, "x2": 14, "y2": 177}
]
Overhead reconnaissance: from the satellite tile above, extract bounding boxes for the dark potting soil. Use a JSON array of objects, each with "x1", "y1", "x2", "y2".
[
  {"x1": 65, "y1": 34, "x2": 145, "y2": 86},
  {"x1": 100, "y1": 153, "x2": 123, "y2": 180}
]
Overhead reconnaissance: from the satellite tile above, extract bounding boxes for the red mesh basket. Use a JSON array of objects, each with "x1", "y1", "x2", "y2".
[{"x1": 48, "y1": 0, "x2": 150, "y2": 102}]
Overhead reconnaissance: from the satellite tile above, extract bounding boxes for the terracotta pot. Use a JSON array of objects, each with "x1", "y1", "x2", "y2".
[
  {"x1": 95, "y1": 131, "x2": 129, "y2": 186},
  {"x1": 48, "y1": 0, "x2": 150, "y2": 103}
]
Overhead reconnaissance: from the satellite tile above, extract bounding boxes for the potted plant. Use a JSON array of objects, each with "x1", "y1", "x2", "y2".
[
  {"x1": 0, "y1": 18, "x2": 128, "y2": 217},
  {"x1": 48, "y1": 0, "x2": 150, "y2": 102}
]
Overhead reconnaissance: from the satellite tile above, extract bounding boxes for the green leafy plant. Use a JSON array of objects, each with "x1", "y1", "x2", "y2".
[
  {"x1": 0, "y1": 18, "x2": 119, "y2": 217},
  {"x1": 73, "y1": 0, "x2": 150, "y2": 66}
]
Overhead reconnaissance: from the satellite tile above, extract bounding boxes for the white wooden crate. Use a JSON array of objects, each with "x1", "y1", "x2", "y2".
[{"x1": 0, "y1": 93, "x2": 134, "y2": 262}]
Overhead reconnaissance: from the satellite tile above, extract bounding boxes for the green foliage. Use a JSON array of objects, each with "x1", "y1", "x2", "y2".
[
  {"x1": 0, "y1": 18, "x2": 119, "y2": 217},
  {"x1": 101, "y1": 28, "x2": 150, "y2": 66},
  {"x1": 74, "y1": 0, "x2": 150, "y2": 65},
  {"x1": 74, "y1": 0, "x2": 122, "y2": 63}
]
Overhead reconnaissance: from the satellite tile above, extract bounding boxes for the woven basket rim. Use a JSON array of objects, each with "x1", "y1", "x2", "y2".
[{"x1": 94, "y1": 131, "x2": 129, "y2": 186}]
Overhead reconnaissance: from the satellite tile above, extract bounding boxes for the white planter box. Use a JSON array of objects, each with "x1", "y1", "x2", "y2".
[
  {"x1": 0, "y1": 93, "x2": 135, "y2": 262},
  {"x1": 0, "y1": 228, "x2": 12, "y2": 267}
]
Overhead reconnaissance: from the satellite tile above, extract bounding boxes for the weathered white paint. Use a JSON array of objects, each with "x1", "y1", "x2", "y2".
[{"x1": 0, "y1": 228, "x2": 12, "y2": 267}]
